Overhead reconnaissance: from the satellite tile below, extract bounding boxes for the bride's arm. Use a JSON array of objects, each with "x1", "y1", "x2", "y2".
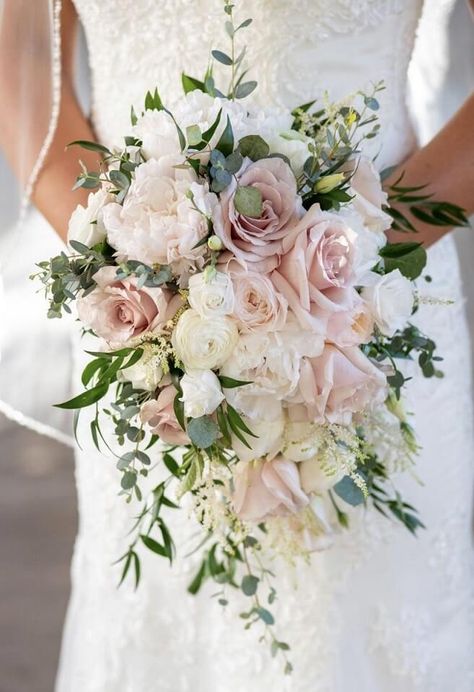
[
  {"x1": 0, "y1": 0, "x2": 99, "y2": 242},
  {"x1": 386, "y1": 92, "x2": 474, "y2": 247}
]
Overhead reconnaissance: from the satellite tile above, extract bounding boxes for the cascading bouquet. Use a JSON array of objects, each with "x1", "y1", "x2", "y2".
[{"x1": 33, "y1": 4, "x2": 468, "y2": 673}]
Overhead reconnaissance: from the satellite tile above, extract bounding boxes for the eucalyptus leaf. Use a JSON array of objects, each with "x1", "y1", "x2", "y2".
[
  {"x1": 234, "y1": 186, "x2": 263, "y2": 218},
  {"x1": 333, "y1": 475, "x2": 365, "y2": 506},
  {"x1": 238, "y1": 135, "x2": 270, "y2": 161},
  {"x1": 241, "y1": 574, "x2": 259, "y2": 596},
  {"x1": 187, "y1": 416, "x2": 220, "y2": 449}
]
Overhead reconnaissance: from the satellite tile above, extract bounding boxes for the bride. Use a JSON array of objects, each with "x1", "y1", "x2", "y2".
[{"x1": 1, "y1": 1, "x2": 474, "y2": 690}]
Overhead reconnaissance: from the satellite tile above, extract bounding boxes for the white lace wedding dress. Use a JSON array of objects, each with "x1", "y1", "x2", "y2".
[{"x1": 57, "y1": 2, "x2": 474, "y2": 691}]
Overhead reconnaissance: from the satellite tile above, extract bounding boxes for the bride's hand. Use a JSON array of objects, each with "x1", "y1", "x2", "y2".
[{"x1": 384, "y1": 92, "x2": 474, "y2": 248}]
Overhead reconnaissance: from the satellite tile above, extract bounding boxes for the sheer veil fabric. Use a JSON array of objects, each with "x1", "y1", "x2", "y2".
[{"x1": 0, "y1": 0, "x2": 74, "y2": 444}]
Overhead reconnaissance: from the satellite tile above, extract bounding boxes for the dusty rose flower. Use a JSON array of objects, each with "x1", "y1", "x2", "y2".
[
  {"x1": 77, "y1": 266, "x2": 182, "y2": 345},
  {"x1": 232, "y1": 456, "x2": 309, "y2": 523},
  {"x1": 213, "y1": 157, "x2": 301, "y2": 272},
  {"x1": 297, "y1": 344, "x2": 387, "y2": 425},
  {"x1": 272, "y1": 205, "x2": 356, "y2": 332},
  {"x1": 229, "y1": 262, "x2": 288, "y2": 332},
  {"x1": 140, "y1": 386, "x2": 189, "y2": 446}
]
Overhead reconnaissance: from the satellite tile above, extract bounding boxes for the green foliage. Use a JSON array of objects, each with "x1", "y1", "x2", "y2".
[
  {"x1": 234, "y1": 185, "x2": 263, "y2": 218},
  {"x1": 379, "y1": 242, "x2": 427, "y2": 280},
  {"x1": 187, "y1": 416, "x2": 220, "y2": 449},
  {"x1": 333, "y1": 475, "x2": 365, "y2": 506}
]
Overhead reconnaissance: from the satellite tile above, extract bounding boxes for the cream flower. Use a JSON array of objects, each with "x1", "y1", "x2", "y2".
[
  {"x1": 362, "y1": 269, "x2": 414, "y2": 337},
  {"x1": 172, "y1": 309, "x2": 238, "y2": 370},
  {"x1": 67, "y1": 188, "x2": 112, "y2": 248},
  {"x1": 180, "y1": 370, "x2": 225, "y2": 418},
  {"x1": 188, "y1": 270, "x2": 234, "y2": 318}
]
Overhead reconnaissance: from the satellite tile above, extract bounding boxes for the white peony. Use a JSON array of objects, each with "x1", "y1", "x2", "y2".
[
  {"x1": 267, "y1": 130, "x2": 312, "y2": 176},
  {"x1": 180, "y1": 369, "x2": 224, "y2": 418},
  {"x1": 221, "y1": 319, "x2": 324, "y2": 422},
  {"x1": 102, "y1": 156, "x2": 217, "y2": 284},
  {"x1": 299, "y1": 456, "x2": 346, "y2": 494},
  {"x1": 67, "y1": 188, "x2": 112, "y2": 248},
  {"x1": 362, "y1": 269, "x2": 414, "y2": 337},
  {"x1": 173, "y1": 309, "x2": 239, "y2": 370},
  {"x1": 133, "y1": 109, "x2": 181, "y2": 160},
  {"x1": 188, "y1": 270, "x2": 234, "y2": 318}
]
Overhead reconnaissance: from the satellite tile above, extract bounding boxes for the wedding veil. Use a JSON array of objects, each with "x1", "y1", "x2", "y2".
[{"x1": 0, "y1": 0, "x2": 74, "y2": 445}]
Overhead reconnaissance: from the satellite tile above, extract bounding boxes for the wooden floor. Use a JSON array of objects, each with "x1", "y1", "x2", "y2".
[{"x1": 0, "y1": 415, "x2": 76, "y2": 692}]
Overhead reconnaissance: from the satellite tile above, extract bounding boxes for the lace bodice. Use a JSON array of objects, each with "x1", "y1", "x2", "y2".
[{"x1": 73, "y1": 0, "x2": 423, "y2": 169}]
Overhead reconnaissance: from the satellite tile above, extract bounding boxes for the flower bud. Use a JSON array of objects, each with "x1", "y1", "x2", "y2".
[
  {"x1": 314, "y1": 173, "x2": 345, "y2": 194},
  {"x1": 207, "y1": 234, "x2": 223, "y2": 251}
]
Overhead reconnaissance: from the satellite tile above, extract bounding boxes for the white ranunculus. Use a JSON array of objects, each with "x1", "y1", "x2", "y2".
[
  {"x1": 299, "y1": 456, "x2": 346, "y2": 494},
  {"x1": 180, "y1": 369, "x2": 224, "y2": 418},
  {"x1": 117, "y1": 352, "x2": 163, "y2": 392},
  {"x1": 282, "y1": 421, "x2": 321, "y2": 462},
  {"x1": 133, "y1": 109, "x2": 181, "y2": 160},
  {"x1": 67, "y1": 188, "x2": 112, "y2": 248},
  {"x1": 173, "y1": 309, "x2": 238, "y2": 370},
  {"x1": 188, "y1": 270, "x2": 234, "y2": 318},
  {"x1": 362, "y1": 269, "x2": 414, "y2": 337},
  {"x1": 231, "y1": 414, "x2": 285, "y2": 463}
]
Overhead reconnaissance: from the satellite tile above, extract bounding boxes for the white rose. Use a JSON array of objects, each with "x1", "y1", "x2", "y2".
[
  {"x1": 180, "y1": 369, "x2": 224, "y2": 418},
  {"x1": 188, "y1": 270, "x2": 234, "y2": 318},
  {"x1": 117, "y1": 351, "x2": 163, "y2": 392},
  {"x1": 133, "y1": 109, "x2": 181, "y2": 160},
  {"x1": 362, "y1": 269, "x2": 414, "y2": 337},
  {"x1": 67, "y1": 188, "x2": 112, "y2": 248},
  {"x1": 299, "y1": 456, "x2": 347, "y2": 494},
  {"x1": 346, "y1": 156, "x2": 392, "y2": 233},
  {"x1": 282, "y1": 421, "x2": 321, "y2": 462},
  {"x1": 173, "y1": 309, "x2": 238, "y2": 370},
  {"x1": 231, "y1": 414, "x2": 285, "y2": 463}
]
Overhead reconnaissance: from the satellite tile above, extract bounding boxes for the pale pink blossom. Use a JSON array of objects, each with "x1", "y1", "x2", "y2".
[
  {"x1": 344, "y1": 156, "x2": 392, "y2": 232},
  {"x1": 271, "y1": 205, "x2": 356, "y2": 332},
  {"x1": 229, "y1": 262, "x2": 288, "y2": 332},
  {"x1": 140, "y1": 386, "x2": 189, "y2": 446},
  {"x1": 232, "y1": 456, "x2": 309, "y2": 523},
  {"x1": 77, "y1": 266, "x2": 182, "y2": 345},
  {"x1": 213, "y1": 157, "x2": 301, "y2": 272}
]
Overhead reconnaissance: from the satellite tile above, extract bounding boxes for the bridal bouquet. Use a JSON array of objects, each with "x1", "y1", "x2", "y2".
[{"x1": 34, "y1": 4, "x2": 466, "y2": 672}]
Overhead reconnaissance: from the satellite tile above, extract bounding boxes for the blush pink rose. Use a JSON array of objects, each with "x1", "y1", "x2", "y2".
[
  {"x1": 140, "y1": 385, "x2": 189, "y2": 446},
  {"x1": 213, "y1": 157, "x2": 301, "y2": 272},
  {"x1": 232, "y1": 456, "x2": 309, "y2": 523},
  {"x1": 271, "y1": 205, "x2": 357, "y2": 331},
  {"x1": 344, "y1": 156, "x2": 392, "y2": 232},
  {"x1": 228, "y1": 261, "x2": 288, "y2": 332},
  {"x1": 297, "y1": 344, "x2": 387, "y2": 425},
  {"x1": 77, "y1": 266, "x2": 182, "y2": 345}
]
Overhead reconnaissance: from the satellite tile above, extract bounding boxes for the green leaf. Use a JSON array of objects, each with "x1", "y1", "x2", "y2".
[
  {"x1": 215, "y1": 115, "x2": 234, "y2": 157},
  {"x1": 181, "y1": 73, "x2": 205, "y2": 94},
  {"x1": 212, "y1": 49, "x2": 233, "y2": 65},
  {"x1": 201, "y1": 109, "x2": 222, "y2": 144},
  {"x1": 186, "y1": 124, "x2": 202, "y2": 147},
  {"x1": 235, "y1": 80, "x2": 257, "y2": 99},
  {"x1": 234, "y1": 186, "x2": 263, "y2": 218},
  {"x1": 140, "y1": 534, "x2": 168, "y2": 558},
  {"x1": 187, "y1": 560, "x2": 207, "y2": 595},
  {"x1": 187, "y1": 416, "x2": 220, "y2": 449},
  {"x1": 121, "y1": 471, "x2": 137, "y2": 490},
  {"x1": 109, "y1": 169, "x2": 130, "y2": 190},
  {"x1": 173, "y1": 391, "x2": 186, "y2": 431},
  {"x1": 55, "y1": 382, "x2": 109, "y2": 410},
  {"x1": 218, "y1": 375, "x2": 251, "y2": 389},
  {"x1": 238, "y1": 135, "x2": 270, "y2": 161},
  {"x1": 130, "y1": 105, "x2": 138, "y2": 126},
  {"x1": 241, "y1": 574, "x2": 259, "y2": 596},
  {"x1": 333, "y1": 476, "x2": 365, "y2": 506},
  {"x1": 227, "y1": 404, "x2": 258, "y2": 438},
  {"x1": 163, "y1": 453, "x2": 180, "y2": 477},
  {"x1": 380, "y1": 242, "x2": 427, "y2": 280},
  {"x1": 67, "y1": 140, "x2": 111, "y2": 155},
  {"x1": 255, "y1": 607, "x2": 274, "y2": 625},
  {"x1": 145, "y1": 87, "x2": 164, "y2": 111}
]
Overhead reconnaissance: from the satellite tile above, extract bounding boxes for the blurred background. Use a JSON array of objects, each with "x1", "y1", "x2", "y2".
[{"x1": 0, "y1": 2, "x2": 473, "y2": 690}]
